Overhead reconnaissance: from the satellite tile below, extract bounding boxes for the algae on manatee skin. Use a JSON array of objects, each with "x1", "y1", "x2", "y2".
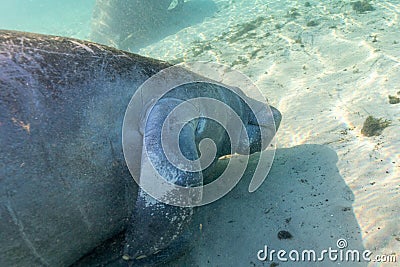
[{"x1": 361, "y1": 116, "x2": 391, "y2": 137}]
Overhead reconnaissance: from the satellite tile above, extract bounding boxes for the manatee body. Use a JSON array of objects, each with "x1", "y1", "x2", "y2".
[
  {"x1": 0, "y1": 30, "x2": 168, "y2": 266},
  {"x1": 0, "y1": 30, "x2": 281, "y2": 266},
  {"x1": 90, "y1": 0, "x2": 184, "y2": 50}
]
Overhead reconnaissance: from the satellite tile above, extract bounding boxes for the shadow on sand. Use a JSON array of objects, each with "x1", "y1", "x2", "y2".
[{"x1": 171, "y1": 144, "x2": 367, "y2": 267}]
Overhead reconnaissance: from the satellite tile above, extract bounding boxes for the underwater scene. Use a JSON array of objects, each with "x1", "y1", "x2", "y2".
[{"x1": 0, "y1": 0, "x2": 399, "y2": 266}]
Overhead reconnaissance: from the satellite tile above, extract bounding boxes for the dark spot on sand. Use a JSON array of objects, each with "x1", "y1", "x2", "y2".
[
  {"x1": 388, "y1": 94, "x2": 400, "y2": 104},
  {"x1": 361, "y1": 116, "x2": 391, "y2": 137},
  {"x1": 278, "y1": 230, "x2": 293, "y2": 240},
  {"x1": 306, "y1": 20, "x2": 319, "y2": 27},
  {"x1": 352, "y1": 0, "x2": 375, "y2": 13}
]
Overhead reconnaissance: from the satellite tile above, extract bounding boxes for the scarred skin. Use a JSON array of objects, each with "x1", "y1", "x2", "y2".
[
  {"x1": 0, "y1": 30, "x2": 168, "y2": 266},
  {"x1": 0, "y1": 30, "x2": 281, "y2": 266}
]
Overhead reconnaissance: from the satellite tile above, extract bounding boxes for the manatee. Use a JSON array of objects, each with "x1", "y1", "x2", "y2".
[
  {"x1": 90, "y1": 0, "x2": 185, "y2": 50},
  {"x1": 0, "y1": 30, "x2": 281, "y2": 266}
]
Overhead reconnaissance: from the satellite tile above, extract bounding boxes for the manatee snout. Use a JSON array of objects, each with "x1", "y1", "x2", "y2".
[
  {"x1": 250, "y1": 105, "x2": 281, "y2": 130},
  {"x1": 270, "y1": 105, "x2": 282, "y2": 130},
  {"x1": 237, "y1": 104, "x2": 282, "y2": 155}
]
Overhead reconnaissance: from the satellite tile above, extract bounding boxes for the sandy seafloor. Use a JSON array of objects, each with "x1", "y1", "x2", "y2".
[
  {"x1": 141, "y1": 1, "x2": 400, "y2": 266},
  {"x1": 1, "y1": 0, "x2": 399, "y2": 266}
]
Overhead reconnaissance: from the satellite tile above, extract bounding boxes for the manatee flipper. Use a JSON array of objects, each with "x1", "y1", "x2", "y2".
[{"x1": 123, "y1": 98, "x2": 202, "y2": 264}]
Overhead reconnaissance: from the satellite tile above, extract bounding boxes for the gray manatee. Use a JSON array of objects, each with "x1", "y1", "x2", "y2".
[
  {"x1": 90, "y1": 0, "x2": 184, "y2": 50},
  {"x1": 0, "y1": 30, "x2": 281, "y2": 266}
]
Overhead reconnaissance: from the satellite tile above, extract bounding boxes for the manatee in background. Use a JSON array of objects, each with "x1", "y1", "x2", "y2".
[
  {"x1": 0, "y1": 30, "x2": 281, "y2": 266},
  {"x1": 90, "y1": 0, "x2": 184, "y2": 51}
]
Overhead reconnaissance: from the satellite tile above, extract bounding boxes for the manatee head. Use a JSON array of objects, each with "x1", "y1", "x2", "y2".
[{"x1": 235, "y1": 97, "x2": 282, "y2": 155}]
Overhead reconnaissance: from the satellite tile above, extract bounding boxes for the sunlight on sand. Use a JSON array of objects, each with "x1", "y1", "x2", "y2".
[{"x1": 140, "y1": 1, "x2": 400, "y2": 265}]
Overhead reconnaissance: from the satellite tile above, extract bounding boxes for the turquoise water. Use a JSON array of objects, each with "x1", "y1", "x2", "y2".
[
  {"x1": 1, "y1": 0, "x2": 399, "y2": 266},
  {"x1": 0, "y1": 0, "x2": 94, "y2": 39}
]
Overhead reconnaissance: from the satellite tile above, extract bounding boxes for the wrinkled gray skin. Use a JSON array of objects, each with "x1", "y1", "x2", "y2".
[
  {"x1": 0, "y1": 30, "x2": 281, "y2": 266},
  {"x1": 91, "y1": 0, "x2": 184, "y2": 50}
]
